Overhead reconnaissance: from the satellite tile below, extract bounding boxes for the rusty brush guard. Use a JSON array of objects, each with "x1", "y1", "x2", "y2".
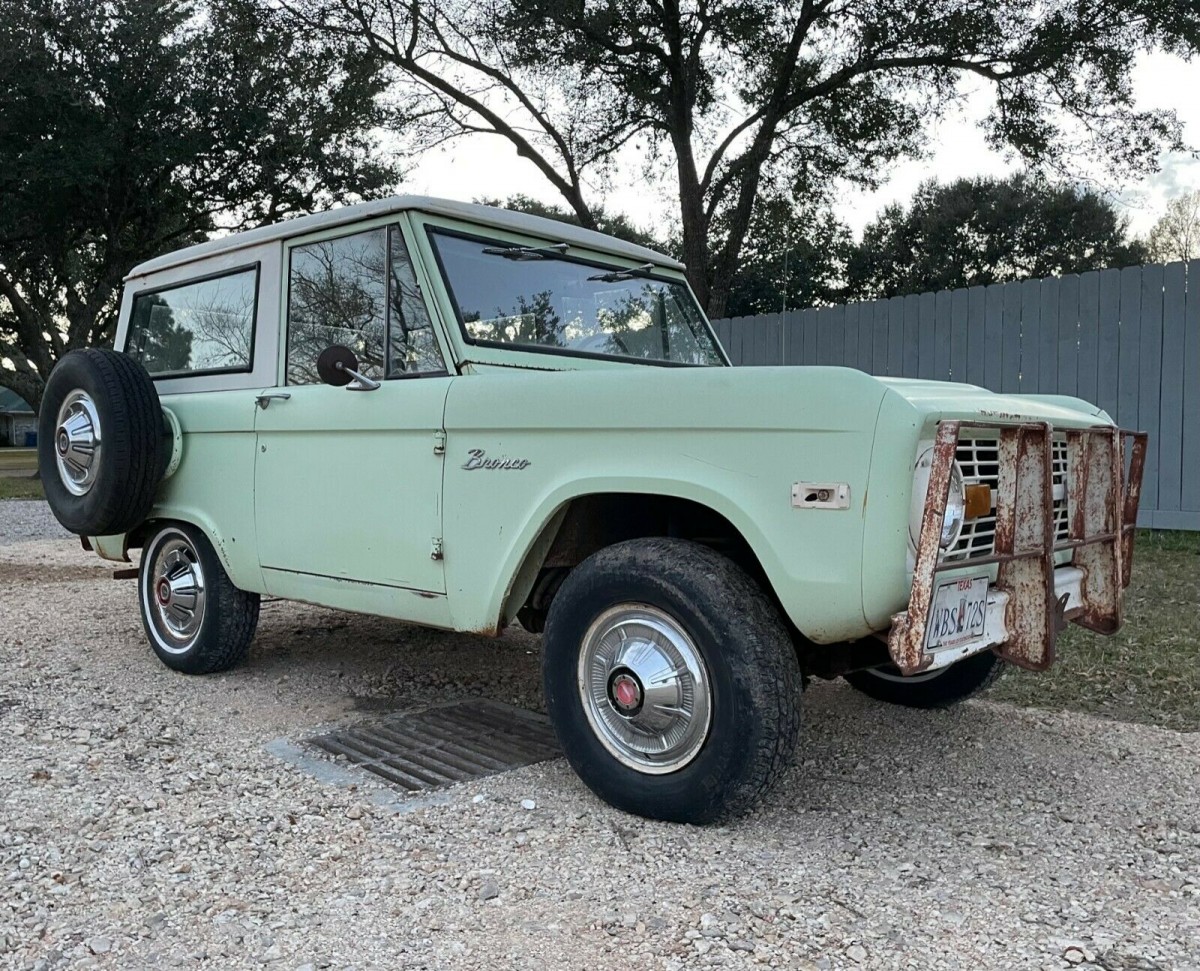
[{"x1": 888, "y1": 421, "x2": 1148, "y2": 676}]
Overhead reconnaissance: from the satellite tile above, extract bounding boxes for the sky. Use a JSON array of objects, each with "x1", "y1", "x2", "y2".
[{"x1": 402, "y1": 51, "x2": 1200, "y2": 243}]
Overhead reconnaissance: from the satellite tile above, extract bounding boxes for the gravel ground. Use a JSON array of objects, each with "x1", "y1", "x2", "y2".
[
  {"x1": 0, "y1": 501, "x2": 69, "y2": 546},
  {"x1": 1, "y1": 529, "x2": 1198, "y2": 971}
]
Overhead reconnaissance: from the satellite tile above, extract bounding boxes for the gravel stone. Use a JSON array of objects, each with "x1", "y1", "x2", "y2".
[
  {"x1": 2, "y1": 535, "x2": 1199, "y2": 970},
  {"x1": 0, "y1": 499, "x2": 70, "y2": 545}
]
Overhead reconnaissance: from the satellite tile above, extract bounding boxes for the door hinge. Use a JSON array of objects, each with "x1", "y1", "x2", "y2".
[
  {"x1": 430, "y1": 537, "x2": 444, "y2": 561},
  {"x1": 433, "y1": 430, "x2": 446, "y2": 456}
]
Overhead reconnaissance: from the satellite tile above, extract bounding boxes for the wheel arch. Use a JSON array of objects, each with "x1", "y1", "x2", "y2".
[
  {"x1": 123, "y1": 507, "x2": 265, "y2": 594},
  {"x1": 493, "y1": 484, "x2": 785, "y2": 636}
]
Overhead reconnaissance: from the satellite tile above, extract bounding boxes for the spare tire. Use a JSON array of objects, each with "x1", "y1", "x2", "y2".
[{"x1": 38, "y1": 348, "x2": 167, "y2": 536}]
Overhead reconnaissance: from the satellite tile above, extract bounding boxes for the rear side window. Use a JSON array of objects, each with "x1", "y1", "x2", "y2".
[{"x1": 125, "y1": 266, "x2": 258, "y2": 376}]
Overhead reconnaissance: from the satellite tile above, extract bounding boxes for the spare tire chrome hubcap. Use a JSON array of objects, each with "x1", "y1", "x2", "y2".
[
  {"x1": 54, "y1": 390, "x2": 102, "y2": 496},
  {"x1": 146, "y1": 534, "x2": 206, "y2": 652},
  {"x1": 578, "y1": 604, "x2": 712, "y2": 774}
]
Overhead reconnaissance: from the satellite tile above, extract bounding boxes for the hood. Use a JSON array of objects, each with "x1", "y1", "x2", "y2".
[{"x1": 875, "y1": 376, "x2": 1112, "y2": 430}]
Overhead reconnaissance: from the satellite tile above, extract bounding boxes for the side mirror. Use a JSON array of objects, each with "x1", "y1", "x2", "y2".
[{"x1": 316, "y1": 345, "x2": 380, "y2": 391}]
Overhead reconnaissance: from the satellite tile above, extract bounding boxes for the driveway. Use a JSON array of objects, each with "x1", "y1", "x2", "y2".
[{"x1": 2, "y1": 510, "x2": 1197, "y2": 970}]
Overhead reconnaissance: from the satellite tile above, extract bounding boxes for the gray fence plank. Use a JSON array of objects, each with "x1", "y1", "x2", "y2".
[
  {"x1": 721, "y1": 317, "x2": 738, "y2": 363},
  {"x1": 966, "y1": 287, "x2": 987, "y2": 386},
  {"x1": 1158, "y1": 262, "x2": 1186, "y2": 514},
  {"x1": 950, "y1": 288, "x2": 969, "y2": 381},
  {"x1": 1020, "y1": 279, "x2": 1041, "y2": 392},
  {"x1": 984, "y1": 285, "x2": 1004, "y2": 390},
  {"x1": 903, "y1": 294, "x2": 920, "y2": 375},
  {"x1": 1097, "y1": 269, "x2": 1122, "y2": 421},
  {"x1": 1038, "y1": 276, "x2": 1060, "y2": 393},
  {"x1": 713, "y1": 318, "x2": 731, "y2": 359},
  {"x1": 1001, "y1": 281, "x2": 1022, "y2": 393},
  {"x1": 884, "y1": 296, "x2": 902, "y2": 375},
  {"x1": 1182, "y1": 261, "x2": 1200, "y2": 516},
  {"x1": 815, "y1": 306, "x2": 833, "y2": 365},
  {"x1": 934, "y1": 290, "x2": 953, "y2": 381},
  {"x1": 1137, "y1": 265, "x2": 1164, "y2": 512},
  {"x1": 860, "y1": 301, "x2": 878, "y2": 373},
  {"x1": 1118, "y1": 266, "x2": 1142, "y2": 430},
  {"x1": 1057, "y1": 274, "x2": 1080, "y2": 396},
  {"x1": 870, "y1": 299, "x2": 888, "y2": 374},
  {"x1": 829, "y1": 303, "x2": 846, "y2": 368},
  {"x1": 780, "y1": 310, "x2": 799, "y2": 366},
  {"x1": 1077, "y1": 271, "x2": 1100, "y2": 404},
  {"x1": 844, "y1": 303, "x2": 861, "y2": 372},
  {"x1": 918, "y1": 292, "x2": 937, "y2": 378}
]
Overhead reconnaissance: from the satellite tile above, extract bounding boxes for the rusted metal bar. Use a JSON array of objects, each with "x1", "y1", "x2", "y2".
[
  {"x1": 992, "y1": 423, "x2": 1059, "y2": 671},
  {"x1": 1120, "y1": 431, "x2": 1148, "y2": 588},
  {"x1": 1071, "y1": 426, "x2": 1122, "y2": 634},
  {"x1": 886, "y1": 421, "x2": 961, "y2": 674}
]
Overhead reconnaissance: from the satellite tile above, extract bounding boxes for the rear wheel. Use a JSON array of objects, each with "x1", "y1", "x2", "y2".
[
  {"x1": 138, "y1": 522, "x2": 259, "y2": 675},
  {"x1": 542, "y1": 538, "x2": 802, "y2": 823},
  {"x1": 843, "y1": 650, "x2": 1004, "y2": 709}
]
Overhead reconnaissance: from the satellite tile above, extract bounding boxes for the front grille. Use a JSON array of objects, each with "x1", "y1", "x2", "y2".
[{"x1": 943, "y1": 435, "x2": 1070, "y2": 563}]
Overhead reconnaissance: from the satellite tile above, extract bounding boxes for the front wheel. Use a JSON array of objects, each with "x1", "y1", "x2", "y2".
[
  {"x1": 542, "y1": 538, "x2": 802, "y2": 824},
  {"x1": 843, "y1": 650, "x2": 1004, "y2": 709},
  {"x1": 138, "y1": 522, "x2": 260, "y2": 674}
]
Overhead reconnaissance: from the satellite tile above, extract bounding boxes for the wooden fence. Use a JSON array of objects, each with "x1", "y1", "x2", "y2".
[{"x1": 710, "y1": 260, "x2": 1200, "y2": 530}]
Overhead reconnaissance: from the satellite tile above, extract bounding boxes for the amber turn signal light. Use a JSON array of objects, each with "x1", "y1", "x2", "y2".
[{"x1": 964, "y1": 483, "x2": 992, "y2": 520}]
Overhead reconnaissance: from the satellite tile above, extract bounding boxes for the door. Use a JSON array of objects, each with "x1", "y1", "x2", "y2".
[{"x1": 253, "y1": 220, "x2": 453, "y2": 594}]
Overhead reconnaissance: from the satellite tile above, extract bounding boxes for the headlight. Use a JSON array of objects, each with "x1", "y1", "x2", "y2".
[{"x1": 910, "y1": 448, "x2": 966, "y2": 550}]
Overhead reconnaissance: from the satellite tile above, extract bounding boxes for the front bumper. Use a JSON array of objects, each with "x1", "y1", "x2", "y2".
[{"x1": 888, "y1": 420, "x2": 1147, "y2": 676}]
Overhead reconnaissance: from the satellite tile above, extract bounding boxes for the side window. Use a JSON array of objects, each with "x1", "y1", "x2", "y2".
[
  {"x1": 286, "y1": 225, "x2": 444, "y2": 385},
  {"x1": 125, "y1": 267, "x2": 258, "y2": 376},
  {"x1": 287, "y1": 228, "x2": 387, "y2": 385}
]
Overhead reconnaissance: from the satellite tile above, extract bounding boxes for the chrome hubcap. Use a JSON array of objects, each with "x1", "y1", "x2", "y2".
[
  {"x1": 578, "y1": 605, "x2": 712, "y2": 774},
  {"x1": 145, "y1": 533, "x2": 206, "y2": 653},
  {"x1": 54, "y1": 390, "x2": 102, "y2": 496}
]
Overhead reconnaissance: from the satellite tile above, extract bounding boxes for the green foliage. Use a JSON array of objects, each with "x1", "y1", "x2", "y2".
[
  {"x1": 721, "y1": 196, "x2": 852, "y2": 317},
  {"x1": 0, "y1": 0, "x2": 399, "y2": 410},
  {"x1": 846, "y1": 174, "x2": 1150, "y2": 300},
  {"x1": 283, "y1": 0, "x2": 1197, "y2": 316}
]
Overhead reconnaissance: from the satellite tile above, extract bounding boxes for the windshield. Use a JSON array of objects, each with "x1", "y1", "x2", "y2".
[{"x1": 428, "y1": 230, "x2": 725, "y2": 366}]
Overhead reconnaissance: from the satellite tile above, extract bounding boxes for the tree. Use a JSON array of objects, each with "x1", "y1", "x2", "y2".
[
  {"x1": 0, "y1": 0, "x2": 399, "y2": 412},
  {"x1": 846, "y1": 174, "x2": 1150, "y2": 299},
  {"x1": 277, "y1": 0, "x2": 1196, "y2": 317},
  {"x1": 721, "y1": 196, "x2": 851, "y2": 316},
  {"x1": 1148, "y1": 190, "x2": 1200, "y2": 263}
]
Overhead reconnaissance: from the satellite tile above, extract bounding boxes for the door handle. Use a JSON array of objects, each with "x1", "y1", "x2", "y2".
[{"x1": 256, "y1": 392, "x2": 291, "y2": 410}]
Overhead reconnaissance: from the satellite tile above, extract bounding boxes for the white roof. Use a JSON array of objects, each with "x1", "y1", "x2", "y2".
[{"x1": 126, "y1": 195, "x2": 683, "y2": 280}]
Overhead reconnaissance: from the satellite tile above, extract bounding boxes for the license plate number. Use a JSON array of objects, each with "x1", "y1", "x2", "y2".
[{"x1": 926, "y1": 576, "x2": 989, "y2": 650}]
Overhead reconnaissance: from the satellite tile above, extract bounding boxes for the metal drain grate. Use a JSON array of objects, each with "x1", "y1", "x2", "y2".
[{"x1": 305, "y1": 700, "x2": 560, "y2": 792}]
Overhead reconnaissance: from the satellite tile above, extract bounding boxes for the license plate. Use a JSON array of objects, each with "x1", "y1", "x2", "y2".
[{"x1": 926, "y1": 575, "x2": 989, "y2": 650}]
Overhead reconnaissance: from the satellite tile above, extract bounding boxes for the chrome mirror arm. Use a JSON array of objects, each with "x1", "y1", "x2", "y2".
[{"x1": 336, "y1": 362, "x2": 381, "y2": 391}]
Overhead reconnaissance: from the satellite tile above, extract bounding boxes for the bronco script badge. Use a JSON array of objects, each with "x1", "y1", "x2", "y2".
[{"x1": 462, "y1": 448, "x2": 531, "y2": 471}]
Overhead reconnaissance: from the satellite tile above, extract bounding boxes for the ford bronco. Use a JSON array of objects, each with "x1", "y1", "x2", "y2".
[{"x1": 37, "y1": 196, "x2": 1147, "y2": 823}]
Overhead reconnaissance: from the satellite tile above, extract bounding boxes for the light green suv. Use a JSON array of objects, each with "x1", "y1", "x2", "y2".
[{"x1": 38, "y1": 196, "x2": 1147, "y2": 823}]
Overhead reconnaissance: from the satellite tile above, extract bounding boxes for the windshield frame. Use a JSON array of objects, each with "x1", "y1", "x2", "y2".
[{"x1": 425, "y1": 226, "x2": 729, "y2": 369}]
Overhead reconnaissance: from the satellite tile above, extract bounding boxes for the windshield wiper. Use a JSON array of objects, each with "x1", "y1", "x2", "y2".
[
  {"x1": 587, "y1": 263, "x2": 656, "y2": 283},
  {"x1": 481, "y1": 242, "x2": 569, "y2": 261}
]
